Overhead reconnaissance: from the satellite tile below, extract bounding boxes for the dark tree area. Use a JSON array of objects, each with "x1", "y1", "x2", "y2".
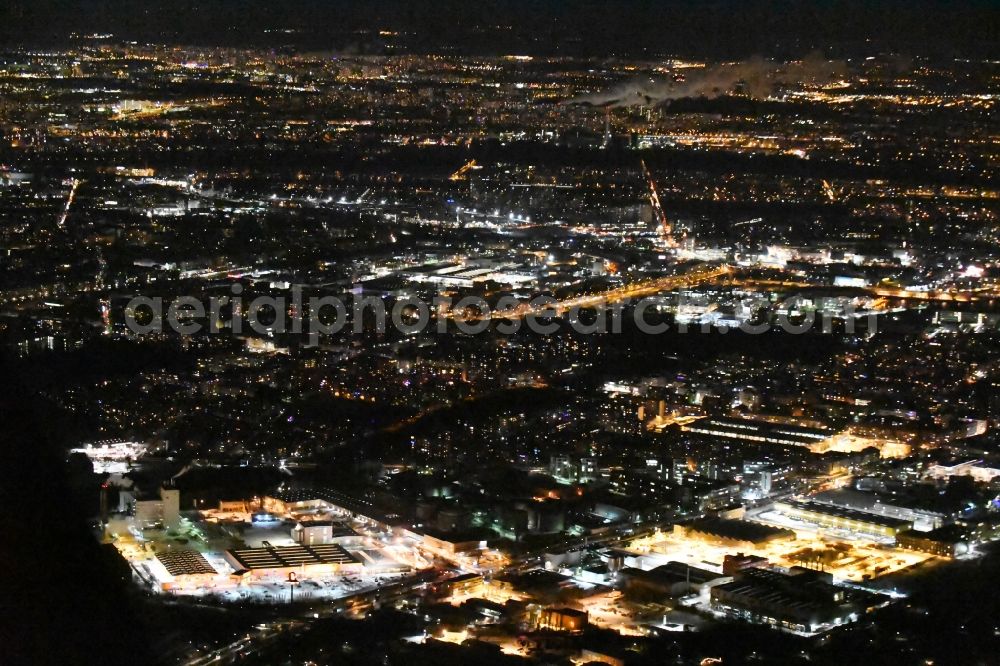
[{"x1": 0, "y1": 352, "x2": 152, "y2": 666}]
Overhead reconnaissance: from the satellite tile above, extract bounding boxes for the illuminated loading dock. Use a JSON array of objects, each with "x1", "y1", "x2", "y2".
[
  {"x1": 224, "y1": 543, "x2": 363, "y2": 577},
  {"x1": 774, "y1": 500, "x2": 912, "y2": 539}
]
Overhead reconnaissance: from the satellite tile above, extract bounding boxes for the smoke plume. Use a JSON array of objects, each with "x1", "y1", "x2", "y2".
[{"x1": 568, "y1": 52, "x2": 848, "y2": 107}]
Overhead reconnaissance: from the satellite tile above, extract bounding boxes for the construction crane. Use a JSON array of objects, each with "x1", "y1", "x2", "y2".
[{"x1": 639, "y1": 159, "x2": 677, "y2": 247}]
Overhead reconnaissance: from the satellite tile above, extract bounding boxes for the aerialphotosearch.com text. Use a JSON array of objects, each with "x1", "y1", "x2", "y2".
[{"x1": 124, "y1": 284, "x2": 878, "y2": 340}]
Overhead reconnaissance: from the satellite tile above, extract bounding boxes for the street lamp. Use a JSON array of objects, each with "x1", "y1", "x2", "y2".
[{"x1": 288, "y1": 571, "x2": 299, "y2": 604}]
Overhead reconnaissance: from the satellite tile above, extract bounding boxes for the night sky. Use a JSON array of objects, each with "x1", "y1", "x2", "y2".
[{"x1": 1, "y1": 1, "x2": 998, "y2": 58}]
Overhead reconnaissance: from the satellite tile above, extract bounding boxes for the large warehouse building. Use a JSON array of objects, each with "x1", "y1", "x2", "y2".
[
  {"x1": 224, "y1": 543, "x2": 363, "y2": 577},
  {"x1": 151, "y1": 549, "x2": 221, "y2": 590},
  {"x1": 674, "y1": 517, "x2": 796, "y2": 549},
  {"x1": 711, "y1": 567, "x2": 890, "y2": 635},
  {"x1": 774, "y1": 499, "x2": 913, "y2": 539}
]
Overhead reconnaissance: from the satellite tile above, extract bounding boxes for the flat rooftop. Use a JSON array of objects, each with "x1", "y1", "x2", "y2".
[
  {"x1": 779, "y1": 500, "x2": 912, "y2": 529},
  {"x1": 625, "y1": 561, "x2": 724, "y2": 586},
  {"x1": 226, "y1": 543, "x2": 360, "y2": 570},
  {"x1": 156, "y1": 550, "x2": 217, "y2": 576},
  {"x1": 268, "y1": 487, "x2": 406, "y2": 526},
  {"x1": 714, "y1": 568, "x2": 885, "y2": 616},
  {"x1": 683, "y1": 417, "x2": 834, "y2": 447},
  {"x1": 295, "y1": 522, "x2": 359, "y2": 538},
  {"x1": 685, "y1": 517, "x2": 796, "y2": 543},
  {"x1": 812, "y1": 488, "x2": 947, "y2": 517}
]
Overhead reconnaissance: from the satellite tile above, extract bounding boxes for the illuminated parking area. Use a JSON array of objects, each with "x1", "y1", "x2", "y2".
[
  {"x1": 130, "y1": 544, "x2": 412, "y2": 602},
  {"x1": 70, "y1": 440, "x2": 148, "y2": 474},
  {"x1": 626, "y1": 524, "x2": 936, "y2": 582}
]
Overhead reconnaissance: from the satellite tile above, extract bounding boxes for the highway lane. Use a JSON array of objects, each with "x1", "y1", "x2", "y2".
[{"x1": 446, "y1": 264, "x2": 732, "y2": 322}]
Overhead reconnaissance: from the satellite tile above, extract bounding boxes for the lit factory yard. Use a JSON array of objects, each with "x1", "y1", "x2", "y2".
[{"x1": 624, "y1": 519, "x2": 937, "y2": 584}]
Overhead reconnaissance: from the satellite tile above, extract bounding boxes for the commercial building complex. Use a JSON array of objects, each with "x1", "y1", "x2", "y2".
[{"x1": 773, "y1": 499, "x2": 913, "y2": 539}]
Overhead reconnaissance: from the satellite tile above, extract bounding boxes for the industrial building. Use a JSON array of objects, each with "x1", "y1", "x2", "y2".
[
  {"x1": 437, "y1": 572, "x2": 485, "y2": 597},
  {"x1": 773, "y1": 499, "x2": 913, "y2": 539},
  {"x1": 414, "y1": 528, "x2": 492, "y2": 555},
  {"x1": 812, "y1": 488, "x2": 949, "y2": 531},
  {"x1": 674, "y1": 517, "x2": 795, "y2": 549},
  {"x1": 682, "y1": 417, "x2": 907, "y2": 457},
  {"x1": 291, "y1": 521, "x2": 361, "y2": 546},
  {"x1": 133, "y1": 485, "x2": 181, "y2": 528},
  {"x1": 264, "y1": 487, "x2": 406, "y2": 532},
  {"x1": 722, "y1": 553, "x2": 770, "y2": 576},
  {"x1": 620, "y1": 561, "x2": 731, "y2": 599},
  {"x1": 896, "y1": 528, "x2": 969, "y2": 558},
  {"x1": 152, "y1": 550, "x2": 220, "y2": 590},
  {"x1": 402, "y1": 259, "x2": 536, "y2": 290},
  {"x1": 682, "y1": 417, "x2": 836, "y2": 450},
  {"x1": 710, "y1": 567, "x2": 890, "y2": 634},
  {"x1": 897, "y1": 516, "x2": 1000, "y2": 557},
  {"x1": 223, "y1": 543, "x2": 363, "y2": 576},
  {"x1": 926, "y1": 459, "x2": 1000, "y2": 484},
  {"x1": 538, "y1": 607, "x2": 588, "y2": 632}
]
